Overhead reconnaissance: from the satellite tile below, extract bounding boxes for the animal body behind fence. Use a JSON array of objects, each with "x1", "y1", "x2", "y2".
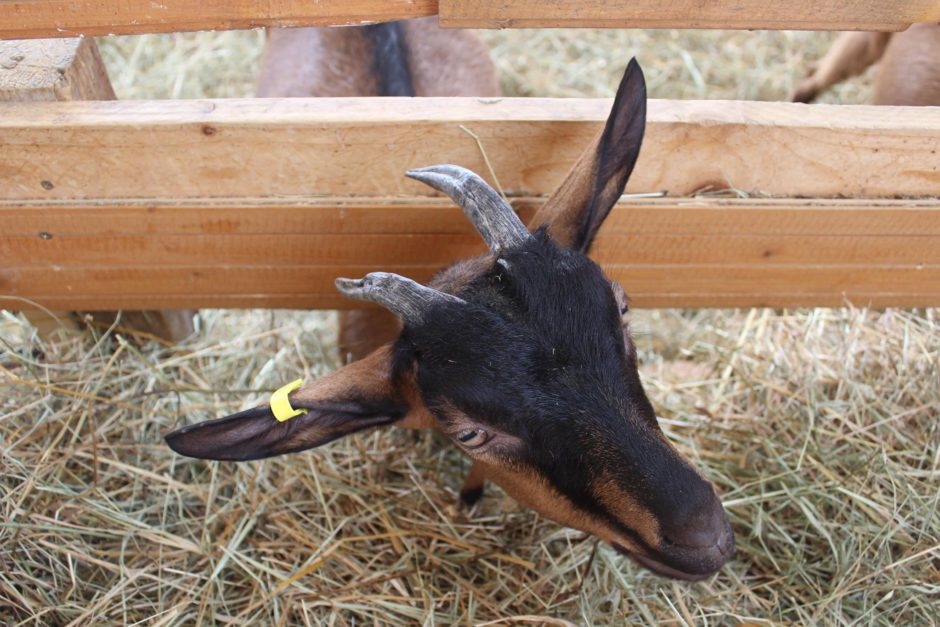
[{"x1": 792, "y1": 23, "x2": 940, "y2": 106}]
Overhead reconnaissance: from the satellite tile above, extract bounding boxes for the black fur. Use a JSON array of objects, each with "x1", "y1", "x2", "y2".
[
  {"x1": 393, "y1": 230, "x2": 721, "y2": 571},
  {"x1": 459, "y1": 486, "x2": 484, "y2": 507},
  {"x1": 163, "y1": 59, "x2": 731, "y2": 579},
  {"x1": 574, "y1": 58, "x2": 647, "y2": 254},
  {"x1": 164, "y1": 397, "x2": 404, "y2": 461},
  {"x1": 364, "y1": 22, "x2": 416, "y2": 97}
]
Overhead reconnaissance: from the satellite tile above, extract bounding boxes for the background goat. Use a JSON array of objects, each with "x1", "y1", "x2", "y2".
[{"x1": 791, "y1": 24, "x2": 940, "y2": 105}]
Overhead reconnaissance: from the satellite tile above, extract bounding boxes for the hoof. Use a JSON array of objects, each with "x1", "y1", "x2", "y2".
[{"x1": 459, "y1": 486, "x2": 484, "y2": 507}]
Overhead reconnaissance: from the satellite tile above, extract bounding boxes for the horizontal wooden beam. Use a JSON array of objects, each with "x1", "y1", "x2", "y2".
[
  {"x1": 2, "y1": 0, "x2": 939, "y2": 38},
  {"x1": 0, "y1": 0, "x2": 438, "y2": 40},
  {"x1": 2, "y1": 98, "x2": 939, "y2": 201},
  {"x1": 8, "y1": 293, "x2": 939, "y2": 311},
  {"x1": 2, "y1": 197, "x2": 939, "y2": 310},
  {"x1": 440, "y1": 0, "x2": 940, "y2": 31}
]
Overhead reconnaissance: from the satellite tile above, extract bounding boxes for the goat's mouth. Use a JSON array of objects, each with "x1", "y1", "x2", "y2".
[{"x1": 612, "y1": 522, "x2": 735, "y2": 581}]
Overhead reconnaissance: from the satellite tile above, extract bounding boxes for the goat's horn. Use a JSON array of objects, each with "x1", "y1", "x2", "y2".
[
  {"x1": 335, "y1": 272, "x2": 464, "y2": 324},
  {"x1": 406, "y1": 165, "x2": 530, "y2": 255}
]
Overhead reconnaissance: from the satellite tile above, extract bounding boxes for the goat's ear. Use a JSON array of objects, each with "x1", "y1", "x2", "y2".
[
  {"x1": 165, "y1": 346, "x2": 414, "y2": 461},
  {"x1": 530, "y1": 58, "x2": 647, "y2": 253}
]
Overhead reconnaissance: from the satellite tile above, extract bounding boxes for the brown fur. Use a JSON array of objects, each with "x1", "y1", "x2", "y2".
[
  {"x1": 459, "y1": 460, "x2": 487, "y2": 500},
  {"x1": 428, "y1": 256, "x2": 495, "y2": 295},
  {"x1": 873, "y1": 23, "x2": 940, "y2": 105},
  {"x1": 257, "y1": 19, "x2": 500, "y2": 362},
  {"x1": 792, "y1": 24, "x2": 940, "y2": 106},
  {"x1": 401, "y1": 19, "x2": 500, "y2": 97},
  {"x1": 591, "y1": 474, "x2": 660, "y2": 548},
  {"x1": 291, "y1": 343, "x2": 396, "y2": 405},
  {"x1": 169, "y1": 61, "x2": 734, "y2": 580},
  {"x1": 480, "y1": 462, "x2": 650, "y2": 555},
  {"x1": 263, "y1": 52, "x2": 670, "y2": 562},
  {"x1": 452, "y1": 441, "x2": 661, "y2": 556},
  {"x1": 292, "y1": 343, "x2": 433, "y2": 430},
  {"x1": 529, "y1": 127, "x2": 608, "y2": 246},
  {"x1": 257, "y1": 27, "x2": 379, "y2": 97},
  {"x1": 88, "y1": 310, "x2": 194, "y2": 343},
  {"x1": 337, "y1": 310, "x2": 402, "y2": 364}
]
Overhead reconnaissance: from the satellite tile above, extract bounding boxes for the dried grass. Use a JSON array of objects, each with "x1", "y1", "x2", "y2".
[
  {"x1": 96, "y1": 28, "x2": 869, "y2": 102},
  {"x1": 3, "y1": 26, "x2": 938, "y2": 626}
]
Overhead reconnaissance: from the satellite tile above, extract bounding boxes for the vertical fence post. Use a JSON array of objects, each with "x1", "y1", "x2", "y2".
[{"x1": 0, "y1": 37, "x2": 195, "y2": 341}]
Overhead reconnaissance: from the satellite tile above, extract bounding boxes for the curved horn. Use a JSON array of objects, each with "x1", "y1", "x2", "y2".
[
  {"x1": 406, "y1": 165, "x2": 530, "y2": 255},
  {"x1": 335, "y1": 272, "x2": 464, "y2": 325}
]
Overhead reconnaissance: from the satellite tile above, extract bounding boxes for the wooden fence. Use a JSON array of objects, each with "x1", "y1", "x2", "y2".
[
  {"x1": 2, "y1": 0, "x2": 938, "y2": 37},
  {"x1": 1, "y1": 2, "x2": 939, "y2": 313}
]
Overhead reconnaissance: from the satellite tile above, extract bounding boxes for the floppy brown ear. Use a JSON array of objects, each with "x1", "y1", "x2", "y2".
[
  {"x1": 165, "y1": 346, "x2": 413, "y2": 461},
  {"x1": 529, "y1": 58, "x2": 647, "y2": 253}
]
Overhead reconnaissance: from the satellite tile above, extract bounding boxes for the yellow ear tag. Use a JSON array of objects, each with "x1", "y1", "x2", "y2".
[{"x1": 270, "y1": 379, "x2": 307, "y2": 422}]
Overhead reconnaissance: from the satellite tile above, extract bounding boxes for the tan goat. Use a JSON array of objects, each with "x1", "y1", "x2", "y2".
[{"x1": 792, "y1": 23, "x2": 940, "y2": 105}]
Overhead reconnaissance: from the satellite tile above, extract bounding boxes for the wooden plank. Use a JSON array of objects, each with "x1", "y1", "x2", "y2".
[
  {"x1": 1, "y1": 37, "x2": 115, "y2": 337},
  {"x1": 4, "y1": 198, "x2": 940, "y2": 236},
  {"x1": 0, "y1": 199, "x2": 504, "y2": 236},
  {"x1": 2, "y1": 197, "x2": 939, "y2": 310},
  {"x1": 0, "y1": 0, "x2": 439, "y2": 40},
  {"x1": 440, "y1": 0, "x2": 940, "y2": 31},
  {"x1": 6, "y1": 292, "x2": 939, "y2": 311},
  {"x1": 0, "y1": 234, "x2": 488, "y2": 266},
  {"x1": 1, "y1": 98, "x2": 939, "y2": 200},
  {"x1": 0, "y1": 37, "x2": 192, "y2": 340},
  {"x1": 3, "y1": 265, "x2": 939, "y2": 307},
  {"x1": 5, "y1": 232, "x2": 940, "y2": 268},
  {"x1": 0, "y1": 38, "x2": 115, "y2": 101},
  {"x1": 3, "y1": 0, "x2": 938, "y2": 37},
  {"x1": 4, "y1": 223, "x2": 940, "y2": 267}
]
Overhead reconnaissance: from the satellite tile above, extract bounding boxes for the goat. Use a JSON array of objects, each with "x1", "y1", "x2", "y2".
[
  {"x1": 791, "y1": 23, "x2": 940, "y2": 105},
  {"x1": 166, "y1": 59, "x2": 736, "y2": 581},
  {"x1": 256, "y1": 20, "x2": 500, "y2": 364}
]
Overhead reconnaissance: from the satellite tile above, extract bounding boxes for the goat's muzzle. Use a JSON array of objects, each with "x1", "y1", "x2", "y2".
[{"x1": 613, "y1": 507, "x2": 735, "y2": 581}]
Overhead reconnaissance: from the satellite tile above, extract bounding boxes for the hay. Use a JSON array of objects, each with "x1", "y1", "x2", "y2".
[
  {"x1": 95, "y1": 28, "x2": 869, "y2": 102},
  {"x1": 3, "y1": 27, "x2": 938, "y2": 625},
  {"x1": 3, "y1": 307, "x2": 937, "y2": 624},
  {"x1": 479, "y1": 29, "x2": 871, "y2": 102}
]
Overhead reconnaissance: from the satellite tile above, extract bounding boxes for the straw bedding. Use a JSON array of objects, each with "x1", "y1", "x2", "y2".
[{"x1": 1, "y1": 27, "x2": 937, "y2": 625}]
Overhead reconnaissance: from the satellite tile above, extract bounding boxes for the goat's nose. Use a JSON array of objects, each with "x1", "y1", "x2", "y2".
[{"x1": 661, "y1": 491, "x2": 729, "y2": 549}]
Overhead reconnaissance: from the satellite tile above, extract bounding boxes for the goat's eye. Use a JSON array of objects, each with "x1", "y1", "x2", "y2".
[{"x1": 456, "y1": 428, "x2": 489, "y2": 448}]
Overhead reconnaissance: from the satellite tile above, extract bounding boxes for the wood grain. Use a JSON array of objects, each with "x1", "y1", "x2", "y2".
[
  {"x1": 0, "y1": 0, "x2": 439, "y2": 39},
  {"x1": 2, "y1": 197, "x2": 938, "y2": 310},
  {"x1": 440, "y1": 0, "x2": 940, "y2": 30},
  {"x1": 6, "y1": 292, "x2": 936, "y2": 311},
  {"x1": 5, "y1": 198, "x2": 939, "y2": 236},
  {"x1": 3, "y1": 0, "x2": 939, "y2": 37},
  {"x1": 0, "y1": 37, "x2": 193, "y2": 339},
  {"x1": 1, "y1": 98, "x2": 938, "y2": 200},
  {"x1": 3, "y1": 265, "x2": 938, "y2": 309},
  {"x1": 5, "y1": 232, "x2": 940, "y2": 268},
  {"x1": 0, "y1": 38, "x2": 114, "y2": 101}
]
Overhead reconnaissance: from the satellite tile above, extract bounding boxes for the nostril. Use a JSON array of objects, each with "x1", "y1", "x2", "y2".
[
  {"x1": 717, "y1": 519, "x2": 735, "y2": 557},
  {"x1": 661, "y1": 497, "x2": 728, "y2": 550}
]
